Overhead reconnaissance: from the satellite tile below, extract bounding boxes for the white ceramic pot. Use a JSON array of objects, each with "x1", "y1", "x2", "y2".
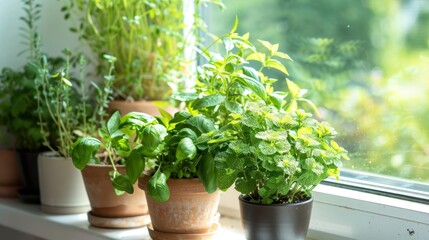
[{"x1": 38, "y1": 152, "x2": 90, "y2": 214}]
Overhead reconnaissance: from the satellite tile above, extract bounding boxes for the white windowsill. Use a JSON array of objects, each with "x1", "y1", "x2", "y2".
[
  {"x1": 1, "y1": 184, "x2": 428, "y2": 240},
  {"x1": 0, "y1": 198, "x2": 245, "y2": 240},
  {"x1": 219, "y1": 184, "x2": 429, "y2": 240}
]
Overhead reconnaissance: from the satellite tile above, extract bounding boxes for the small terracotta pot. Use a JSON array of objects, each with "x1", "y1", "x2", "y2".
[
  {"x1": 81, "y1": 164, "x2": 149, "y2": 218},
  {"x1": 139, "y1": 175, "x2": 221, "y2": 234},
  {"x1": 0, "y1": 149, "x2": 21, "y2": 197},
  {"x1": 108, "y1": 100, "x2": 177, "y2": 117},
  {"x1": 38, "y1": 152, "x2": 90, "y2": 214},
  {"x1": 239, "y1": 195, "x2": 313, "y2": 240}
]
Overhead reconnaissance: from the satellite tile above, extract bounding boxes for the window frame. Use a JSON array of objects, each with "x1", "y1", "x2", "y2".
[{"x1": 219, "y1": 182, "x2": 429, "y2": 239}]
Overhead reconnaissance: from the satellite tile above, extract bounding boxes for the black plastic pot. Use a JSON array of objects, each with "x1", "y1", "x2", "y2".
[
  {"x1": 239, "y1": 195, "x2": 313, "y2": 240},
  {"x1": 16, "y1": 150, "x2": 41, "y2": 204}
]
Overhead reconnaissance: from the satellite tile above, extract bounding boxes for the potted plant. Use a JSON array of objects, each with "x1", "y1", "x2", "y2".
[
  {"x1": 72, "y1": 110, "x2": 223, "y2": 237},
  {"x1": 60, "y1": 0, "x2": 224, "y2": 116},
  {"x1": 70, "y1": 111, "x2": 155, "y2": 228},
  {"x1": 33, "y1": 46, "x2": 115, "y2": 214},
  {"x1": 176, "y1": 21, "x2": 349, "y2": 240},
  {"x1": 0, "y1": 128, "x2": 20, "y2": 198},
  {"x1": 0, "y1": 0, "x2": 61, "y2": 202}
]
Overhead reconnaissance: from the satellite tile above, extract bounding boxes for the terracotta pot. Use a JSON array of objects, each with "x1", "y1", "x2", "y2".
[
  {"x1": 38, "y1": 152, "x2": 90, "y2": 214},
  {"x1": 239, "y1": 195, "x2": 313, "y2": 240},
  {"x1": 108, "y1": 100, "x2": 177, "y2": 117},
  {"x1": 139, "y1": 175, "x2": 221, "y2": 234},
  {"x1": 0, "y1": 149, "x2": 21, "y2": 197},
  {"x1": 81, "y1": 164, "x2": 149, "y2": 218},
  {"x1": 16, "y1": 150, "x2": 41, "y2": 203}
]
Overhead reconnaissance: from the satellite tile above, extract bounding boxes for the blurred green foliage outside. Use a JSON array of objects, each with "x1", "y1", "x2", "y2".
[{"x1": 209, "y1": 0, "x2": 429, "y2": 182}]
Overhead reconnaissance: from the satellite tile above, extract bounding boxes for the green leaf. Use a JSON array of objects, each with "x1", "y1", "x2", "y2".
[
  {"x1": 266, "y1": 59, "x2": 289, "y2": 75},
  {"x1": 235, "y1": 178, "x2": 256, "y2": 194},
  {"x1": 286, "y1": 79, "x2": 301, "y2": 99},
  {"x1": 230, "y1": 16, "x2": 239, "y2": 34},
  {"x1": 178, "y1": 128, "x2": 198, "y2": 141},
  {"x1": 236, "y1": 73, "x2": 266, "y2": 100},
  {"x1": 186, "y1": 116, "x2": 215, "y2": 133},
  {"x1": 147, "y1": 170, "x2": 170, "y2": 202},
  {"x1": 258, "y1": 40, "x2": 273, "y2": 52},
  {"x1": 107, "y1": 111, "x2": 121, "y2": 135},
  {"x1": 170, "y1": 111, "x2": 192, "y2": 124},
  {"x1": 171, "y1": 92, "x2": 198, "y2": 102},
  {"x1": 269, "y1": 93, "x2": 284, "y2": 109},
  {"x1": 141, "y1": 124, "x2": 167, "y2": 152},
  {"x1": 255, "y1": 130, "x2": 288, "y2": 141},
  {"x1": 126, "y1": 146, "x2": 146, "y2": 183},
  {"x1": 225, "y1": 100, "x2": 243, "y2": 114},
  {"x1": 113, "y1": 138, "x2": 131, "y2": 156},
  {"x1": 197, "y1": 153, "x2": 217, "y2": 193},
  {"x1": 242, "y1": 66, "x2": 260, "y2": 82},
  {"x1": 61, "y1": 77, "x2": 72, "y2": 87},
  {"x1": 274, "y1": 51, "x2": 292, "y2": 60},
  {"x1": 71, "y1": 137, "x2": 101, "y2": 170},
  {"x1": 242, "y1": 112, "x2": 262, "y2": 128},
  {"x1": 223, "y1": 37, "x2": 234, "y2": 52},
  {"x1": 228, "y1": 140, "x2": 251, "y2": 154},
  {"x1": 176, "y1": 137, "x2": 197, "y2": 161},
  {"x1": 246, "y1": 52, "x2": 265, "y2": 63},
  {"x1": 121, "y1": 112, "x2": 157, "y2": 127},
  {"x1": 192, "y1": 94, "x2": 226, "y2": 110},
  {"x1": 112, "y1": 174, "x2": 134, "y2": 194},
  {"x1": 158, "y1": 108, "x2": 173, "y2": 123},
  {"x1": 216, "y1": 169, "x2": 236, "y2": 191},
  {"x1": 298, "y1": 98, "x2": 320, "y2": 116},
  {"x1": 258, "y1": 141, "x2": 277, "y2": 155}
]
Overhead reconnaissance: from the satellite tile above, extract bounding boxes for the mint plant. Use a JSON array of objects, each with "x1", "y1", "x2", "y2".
[{"x1": 176, "y1": 20, "x2": 349, "y2": 204}]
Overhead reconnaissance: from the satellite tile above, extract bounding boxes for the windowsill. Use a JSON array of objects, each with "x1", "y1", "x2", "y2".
[
  {"x1": 1, "y1": 184, "x2": 428, "y2": 240},
  {"x1": 0, "y1": 198, "x2": 245, "y2": 240},
  {"x1": 219, "y1": 184, "x2": 429, "y2": 240}
]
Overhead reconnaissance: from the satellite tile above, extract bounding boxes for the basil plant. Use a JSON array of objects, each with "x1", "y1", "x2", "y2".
[
  {"x1": 71, "y1": 110, "x2": 220, "y2": 201},
  {"x1": 175, "y1": 20, "x2": 349, "y2": 204}
]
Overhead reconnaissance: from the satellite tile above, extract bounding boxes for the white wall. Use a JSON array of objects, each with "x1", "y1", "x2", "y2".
[{"x1": 0, "y1": 0, "x2": 81, "y2": 70}]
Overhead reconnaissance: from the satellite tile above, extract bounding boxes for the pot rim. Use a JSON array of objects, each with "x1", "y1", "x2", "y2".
[{"x1": 238, "y1": 194, "x2": 313, "y2": 207}]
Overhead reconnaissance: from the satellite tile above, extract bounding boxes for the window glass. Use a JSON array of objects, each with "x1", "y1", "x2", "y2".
[{"x1": 208, "y1": 0, "x2": 429, "y2": 185}]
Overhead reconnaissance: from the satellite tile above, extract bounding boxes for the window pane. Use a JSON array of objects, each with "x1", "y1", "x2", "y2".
[{"x1": 208, "y1": 0, "x2": 429, "y2": 185}]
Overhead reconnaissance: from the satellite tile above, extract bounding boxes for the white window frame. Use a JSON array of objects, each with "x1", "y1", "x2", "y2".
[{"x1": 219, "y1": 183, "x2": 429, "y2": 240}]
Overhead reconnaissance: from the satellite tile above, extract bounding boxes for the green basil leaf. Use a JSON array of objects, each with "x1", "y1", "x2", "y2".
[
  {"x1": 71, "y1": 137, "x2": 101, "y2": 170},
  {"x1": 170, "y1": 111, "x2": 192, "y2": 124},
  {"x1": 192, "y1": 94, "x2": 226, "y2": 110},
  {"x1": 147, "y1": 170, "x2": 170, "y2": 202},
  {"x1": 112, "y1": 174, "x2": 134, "y2": 194},
  {"x1": 141, "y1": 124, "x2": 167, "y2": 152},
  {"x1": 186, "y1": 115, "x2": 215, "y2": 133},
  {"x1": 197, "y1": 153, "x2": 217, "y2": 193},
  {"x1": 177, "y1": 128, "x2": 198, "y2": 141},
  {"x1": 176, "y1": 137, "x2": 197, "y2": 161},
  {"x1": 126, "y1": 146, "x2": 146, "y2": 183}
]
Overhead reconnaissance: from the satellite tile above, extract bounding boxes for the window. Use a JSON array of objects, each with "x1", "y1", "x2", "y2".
[{"x1": 207, "y1": 0, "x2": 429, "y2": 200}]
